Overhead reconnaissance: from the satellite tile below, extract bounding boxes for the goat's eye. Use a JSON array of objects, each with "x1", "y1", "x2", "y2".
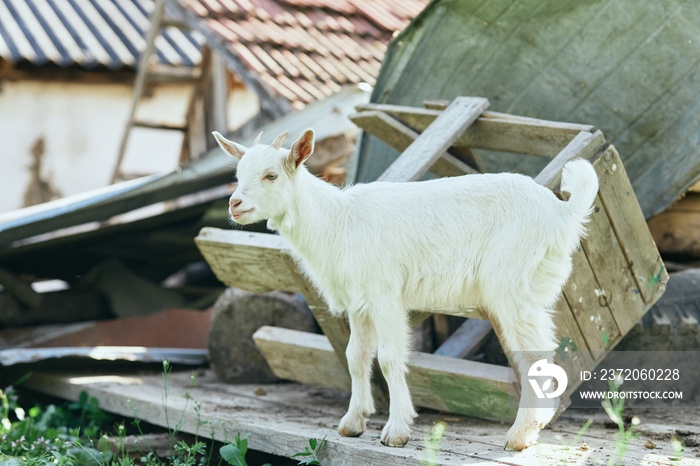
[{"x1": 265, "y1": 173, "x2": 277, "y2": 181}]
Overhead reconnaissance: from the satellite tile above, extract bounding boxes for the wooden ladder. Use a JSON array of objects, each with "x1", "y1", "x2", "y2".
[{"x1": 111, "y1": 0, "x2": 228, "y2": 183}]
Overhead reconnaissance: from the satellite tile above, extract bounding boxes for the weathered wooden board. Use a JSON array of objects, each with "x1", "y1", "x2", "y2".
[
  {"x1": 280, "y1": 252, "x2": 351, "y2": 373},
  {"x1": 552, "y1": 296, "x2": 595, "y2": 405},
  {"x1": 349, "y1": 111, "x2": 477, "y2": 177},
  {"x1": 376, "y1": 97, "x2": 488, "y2": 182},
  {"x1": 561, "y1": 245, "x2": 620, "y2": 354},
  {"x1": 253, "y1": 326, "x2": 518, "y2": 422},
  {"x1": 533, "y1": 130, "x2": 604, "y2": 188},
  {"x1": 594, "y1": 146, "x2": 668, "y2": 304},
  {"x1": 21, "y1": 371, "x2": 700, "y2": 465},
  {"x1": 581, "y1": 195, "x2": 647, "y2": 337},
  {"x1": 195, "y1": 228, "x2": 299, "y2": 294},
  {"x1": 433, "y1": 319, "x2": 492, "y2": 359},
  {"x1": 195, "y1": 228, "x2": 352, "y2": 372},
  {"x1": 354, "y1": 103, "x2": 594, "y2": 159},
  {"x1": 354, "y1": 0, "x2": 700, "y2": 219},
  {"x1": 253, "y1": 326, "x2": 351, "y2": 391}
]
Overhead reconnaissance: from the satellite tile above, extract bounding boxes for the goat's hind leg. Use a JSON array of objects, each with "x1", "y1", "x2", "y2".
[
  {"x1": 338, "y1": 311, "x2": 377, "y2": 438},
  {"x1": 495, "y1": 308, "x2": 559, "y2": 451}
]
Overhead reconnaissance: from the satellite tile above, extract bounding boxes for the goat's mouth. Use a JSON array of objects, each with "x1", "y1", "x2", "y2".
[{"x1": 231, "y1": 208, "x2": 254, "y2": 220}]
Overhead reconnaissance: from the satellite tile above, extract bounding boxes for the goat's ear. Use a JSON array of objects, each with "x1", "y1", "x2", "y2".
[
  {"x1": 288, "y1": 128, "x2": 315, "y2": 170},
  {"x1": 212, "y1": 131, "x2": 246, "y2": 160}
]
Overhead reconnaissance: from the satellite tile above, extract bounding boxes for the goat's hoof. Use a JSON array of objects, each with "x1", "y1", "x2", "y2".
[
  {"x1": 338, "y1": 413, "x2": 366, "y2": 438},
  {"x1": 338, "y1": 426, "x2": 364, "y2": 438},
  {"x1": 380, "y1": 435, "x2": 409, "y2": 448},
  {"x1": 504, "y1": 426, "x2": 540, "y2": 451},
  {"x1": 380, "y1": 423, "x2": 411, "y2": 448}
]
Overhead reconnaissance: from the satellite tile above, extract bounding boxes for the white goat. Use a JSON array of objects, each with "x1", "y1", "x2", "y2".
[{"x1": 213, "y1": 128, "x2": 598, "y2": 451}]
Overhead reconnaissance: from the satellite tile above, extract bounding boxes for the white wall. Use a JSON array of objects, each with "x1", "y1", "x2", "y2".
[{"x1": 0, "y1": 78, "x2": 259, "y2": 214}]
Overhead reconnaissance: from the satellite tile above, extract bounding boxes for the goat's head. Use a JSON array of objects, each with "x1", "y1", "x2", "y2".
[{"x1": 212, "y1": 128, "x2": 315, "y2": 225}]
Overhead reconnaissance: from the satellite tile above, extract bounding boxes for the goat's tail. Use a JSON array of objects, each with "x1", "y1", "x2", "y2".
[{"x1": 559, "y1": 158, "x2": 599, "y2": 240}]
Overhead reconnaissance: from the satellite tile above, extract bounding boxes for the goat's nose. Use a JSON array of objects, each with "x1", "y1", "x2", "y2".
[{"x1": 230, "y1": 198, "x2": 242, "y2": 210}]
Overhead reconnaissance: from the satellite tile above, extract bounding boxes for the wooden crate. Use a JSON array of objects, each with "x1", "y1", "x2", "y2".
[{"x1": 195, "y1": 96, "x2": 668, "y2": 420}]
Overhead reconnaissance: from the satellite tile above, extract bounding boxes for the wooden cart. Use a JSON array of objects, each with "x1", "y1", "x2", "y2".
[{"x1": 195, "y1": 96, "x2": 668, "y2": 421}]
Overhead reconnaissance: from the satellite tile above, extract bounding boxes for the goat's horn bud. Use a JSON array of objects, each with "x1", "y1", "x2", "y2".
[
  {"x1": 253, "y1": 131, "x2": 264, "y2": 146},
  {"x1": 270, "y1": 131, "x2": 289, "y2": 149}
]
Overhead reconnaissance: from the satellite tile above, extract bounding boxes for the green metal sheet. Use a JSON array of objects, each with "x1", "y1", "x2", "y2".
[{"x1": 354, "y1": 0, "x2": 700, "y2": 219}]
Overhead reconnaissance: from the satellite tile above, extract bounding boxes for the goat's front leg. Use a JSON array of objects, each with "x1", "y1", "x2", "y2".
[
  {"x1": 374, "y1": 305, "x2": 417, "y2": 447},
  {"x1": 338, "y1": 311, "x2": 377, "y2": 438}
]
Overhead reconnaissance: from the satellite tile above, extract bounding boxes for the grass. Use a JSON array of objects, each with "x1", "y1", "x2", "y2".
[
  {"x1": 600, "y1": 377, "x2": 640, "y2": 466},
  {"x1": 0, "y1": 364, "x2": 321, "y2": 465},
  {"x1": 420, "y1": 421, "x2": 446, "y2": 466}
]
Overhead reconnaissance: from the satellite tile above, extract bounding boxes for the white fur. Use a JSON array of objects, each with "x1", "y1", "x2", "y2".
[{"x1": 213, "y1": 129, "x2": 599, "y2": 450}]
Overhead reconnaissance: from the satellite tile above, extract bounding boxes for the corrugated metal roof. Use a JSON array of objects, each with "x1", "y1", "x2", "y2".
[
  {"x1": 182, "y1": 0, "x2": 427, "y2": 108},
  {"x1": 0, "y1": 0, "x2": 203, "y2": 69}
]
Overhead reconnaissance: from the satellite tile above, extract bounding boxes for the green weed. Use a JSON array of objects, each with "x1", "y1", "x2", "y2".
[
  {"x1": 420, "y1": 421, "x2": 446, "y2": 466},
  {"x1": 291, "y1": 435, "x2": 326, "y2": 465},
  {"x1": 2, "y1": 364, "x2": 320, "y2": 465},
  {"x1": 601, "y1": 378, "x2": 640, "y2": 466}
]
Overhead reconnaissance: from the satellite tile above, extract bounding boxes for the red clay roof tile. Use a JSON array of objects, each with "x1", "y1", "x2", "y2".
[{"x1": 185, "y1": 0, "x2": 426, "y2": 108}]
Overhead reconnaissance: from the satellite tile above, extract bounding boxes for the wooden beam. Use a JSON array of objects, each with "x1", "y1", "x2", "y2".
[
  {"x1": 253, "y1": 326, "x2": 517, "y2": 422},
  {"x1": 593, "y1": 145, "x2": 667, "y2": 305},
  {"x1": 581, "y1": 193, "x2": 646, "y2": 337},
  {"x1": 533, "y1": 130, "x2": 605, "y2": 189},
  {"x1": 349, "y1": 111, "x2": 479, "y2": 177},
  {"x1": 194, "y1": 228, "x2": 300, "y2": 294},
  {"x1": 21, "y1": 370, "x2": 697, "y2": 464},
  {"x1": 356, "y1": 103, "x2": 595, "y2": 157},
  {"x1": 433, "y1": 319, "x2": 492, "y2": 359},
  {"x1": 421, "y1": 101, "x2": 486, "y2": 171},
  {"x1": 253, "y1": 325, "x2": 351, "y2": 391},
  {"x1": 280, "y1": 251, "x2": 351, "y2": 374},
  {"x1": 377, "y1": 97, "x2": 489, "y2": 182}
]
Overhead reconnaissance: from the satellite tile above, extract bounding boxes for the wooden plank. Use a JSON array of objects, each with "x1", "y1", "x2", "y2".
[
  {"x1": 594, "y1": 145, "x2": 668, "y2": 305},
  {"x1": 407, "y1": 352, "x2": 517, "y2": 423},
  {"x1": 581, "y1": 194, "x2": 647, "y2": 336},
  {"x1": 280, "y1": 250, "x2": 351, "y2": 374},
  {"x1": 377, "y1": 97, "x2": 489, "y2": 182},
  {"x1": 562, "y1": 245, "x2": 621, "y2": 354},
  {"x1": 252, "y1": 326, "x2": 517, "y2": 422},
  {"x1": 194, "y1": 228, "x2": 301, "y2": 294},
  {"x1": 22, "y1": 371, "x2": 700, "y2": 465},
  {"x1": 420, "y1": 101, "x2": 487, "y2": 171},
  {"x1": 349, "y1": 111, "x2": 478, "y2": 177},
  {"x1": 195, "y1": 227, "x2": 352, "y2": 375},
  {"x1": 253, "y1": 326, "x2": 351, "y2": 391},
  {"x1": 356, "y1": 103, "x2": 594, "y2": 158},
  {"x1": 433, "y1": 319, "x2": 492, "y2": 359},
  {"x1": 533, "y1": 130, "x2": 605, "y2": 189},
  {"x1": 552, "y1": 296, "x2": 595, "y2": 403},
  {"x1": 533, "y1": 129, "x2": 622, "y2": 354},
  {"x1": 420, "y1": 306, "x2": 489, "y2": 320}
]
